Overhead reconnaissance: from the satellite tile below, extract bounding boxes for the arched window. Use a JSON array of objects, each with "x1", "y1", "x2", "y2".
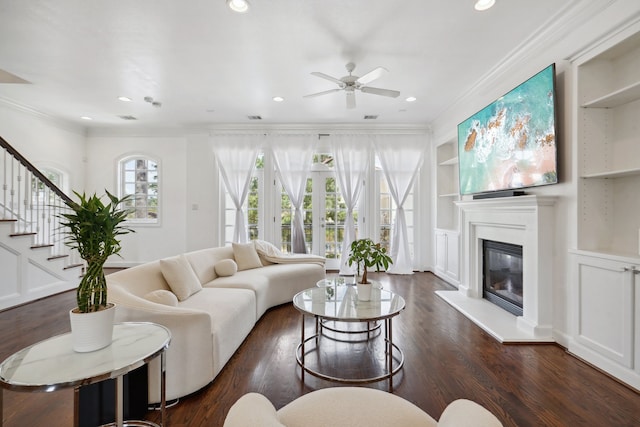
[{"x1": 119, "y1": 156, "x2": 159, "y2": 224}]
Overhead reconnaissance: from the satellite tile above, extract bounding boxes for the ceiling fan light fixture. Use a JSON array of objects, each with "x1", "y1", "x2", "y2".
[
  {"x1": 227, "y1": 0, "x2": 250, "y2": 13},
  {"x1": 474, "y1": 0, "x2": 495, "y2": 11}
]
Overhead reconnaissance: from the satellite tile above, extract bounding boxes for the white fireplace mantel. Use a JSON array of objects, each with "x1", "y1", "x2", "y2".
[{"x1": 437, "y1": 195, "x2": 557, "y2": 342}]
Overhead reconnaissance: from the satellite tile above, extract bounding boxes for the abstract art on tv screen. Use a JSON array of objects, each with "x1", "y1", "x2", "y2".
[{"x1": 457, "y1": 64, "x2": 558, "y2": 196}]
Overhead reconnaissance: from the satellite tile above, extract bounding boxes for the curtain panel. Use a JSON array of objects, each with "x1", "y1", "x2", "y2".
[
  {"x1": 212, "y1": 134, "x2": 262, "y2": 244},
  {"x1": 331, "y1": 135, "x2": 371, "y2": 275},
  {"x1": 269, "y1": 134, "x2": 316, "y2": 254},
  {"x1": 374, "y1": 135, "x2": 425, "y2": 275}
]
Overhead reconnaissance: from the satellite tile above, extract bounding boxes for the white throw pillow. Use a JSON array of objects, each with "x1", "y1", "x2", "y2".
[
  {"x1": 232, "y1": 242, "x2": 263, "y2": 271},
  {"x1": 159, "y1": 255, "x2": 203, "y2": 301},
  {"x1": 144, "y1": 290, "x2": 179, "y2": 307},
  {"x1": 215, "y1": 259, "x2": 238, "y2": 277}
]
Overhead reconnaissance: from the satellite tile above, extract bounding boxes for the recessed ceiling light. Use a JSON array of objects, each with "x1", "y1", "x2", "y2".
[
  {"x1": 227, "y1": 0, "x2": 250, "y2": 13},
  {"x1": 273, "y1": 96, "x2": 284, "y2": 102},
  {"x1": 406, "y1": 96, "x2": 417, "y2": 102},
  {"x1": 474, "y1": 0, "x2": 495, "y2": 11},
  {"x1": 118, "y1": 96, "x2": 132, "y2": 102},
  {"x1": 80, "y1": 116, "x2": 93, "y2": 120}
]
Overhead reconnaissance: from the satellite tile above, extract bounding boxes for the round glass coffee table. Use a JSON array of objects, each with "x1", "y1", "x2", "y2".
[{"x1": 293, "y1": 283, "x2": 405, "y2": 390}]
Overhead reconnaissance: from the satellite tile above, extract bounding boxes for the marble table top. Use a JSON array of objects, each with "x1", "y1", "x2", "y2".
[{"x1": 0, "y1": 322, "x2": 170, "y2": 391}]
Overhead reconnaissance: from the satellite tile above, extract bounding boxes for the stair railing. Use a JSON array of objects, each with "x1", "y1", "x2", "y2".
[{"x1": 0, "y1": 135, "x2": 78, "y2": 263}]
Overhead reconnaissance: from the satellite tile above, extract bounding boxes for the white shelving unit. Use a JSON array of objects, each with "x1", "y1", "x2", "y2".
[
  {"x1": 434, "y1": 138, "x2": 460, "y2": 285},
  {"x1": 435, "y1": 139, "x2": 460, "y2": 231},
  {"x1": 577, "y1": 30, "x2": 640, "y2": 260},
  {"x1": 570, "y1": 29, "x2": 640, "y2": 392}
]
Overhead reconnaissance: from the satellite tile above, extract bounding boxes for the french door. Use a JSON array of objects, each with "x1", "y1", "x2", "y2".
[{"x1": 281, "y1": 171, "x2": 351, "y2": 270}]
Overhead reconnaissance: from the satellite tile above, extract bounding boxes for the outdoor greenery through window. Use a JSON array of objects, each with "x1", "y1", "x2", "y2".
[
  {"x1": 221, "y1": 149, "x2": 414, "y2": 269},
  {"x1": 120, "y1": 157, "x2": 159, "y2": 223}
]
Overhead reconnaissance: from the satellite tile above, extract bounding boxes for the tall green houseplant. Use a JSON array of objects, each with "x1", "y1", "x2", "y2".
[
  {"x1": 347, "y1": 238, "x2": 393, "y2": 284},
  {"x1": 59, "y1": 190, "x2": 134, "y2": 313}
]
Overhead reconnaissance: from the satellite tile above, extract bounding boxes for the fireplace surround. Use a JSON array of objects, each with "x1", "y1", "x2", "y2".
[{"x1": 437, "y1": 195, "x2": 556, "y2": 342}]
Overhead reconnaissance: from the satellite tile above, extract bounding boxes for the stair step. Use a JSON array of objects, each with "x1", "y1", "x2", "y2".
[
  {"x1": 10, "y1": 232, "x2": 37, "y2": 237},
  {"x1": 47, "y1": 254, "x2": 69, "y2": 261},
  {"x1": 64, "y1": 263, "x2": 83, "y2": 270},
  {"x1": 31, "y1": 244, "x2": 55, "y2": 249},
  {"x1": 0, "y1": 218, "x2": 17, "y2": 222}
]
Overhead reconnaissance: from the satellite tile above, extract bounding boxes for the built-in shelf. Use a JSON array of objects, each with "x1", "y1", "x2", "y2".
[
  {"x1": 439, "y1": 157, "x2": 458, "y2": 166},
  {"x1": 570, "y1": 248, "x2": 640, "y2": 265},
  {"x1": 435, "y1": 139, "x2": 459, "y2": 231},
  {"x1": 582, "y1": 80, "x2": 640, "y2": 108},
  {"x1": 581, "y1": 167, "x2": 640, "y2": 179}
]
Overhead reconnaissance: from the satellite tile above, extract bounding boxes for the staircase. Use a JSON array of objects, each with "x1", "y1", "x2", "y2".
[{"x1": 0, "y1": 136, "x2": 82, "y2": 311}]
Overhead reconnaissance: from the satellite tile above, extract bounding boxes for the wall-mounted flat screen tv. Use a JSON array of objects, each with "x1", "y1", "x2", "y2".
[{"x1": 457, "y1": 64, "x2": 558, "y2": 196}]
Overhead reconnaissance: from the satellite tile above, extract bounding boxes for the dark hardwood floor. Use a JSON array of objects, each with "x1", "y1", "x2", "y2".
[{"x1": 1, "y1": 272, "x2": 638, "y2": 426}]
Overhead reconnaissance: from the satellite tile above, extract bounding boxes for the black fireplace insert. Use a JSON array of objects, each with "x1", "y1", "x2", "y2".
[{"x1": 482, "y1": 240, "x2": 523, "y2": 316}]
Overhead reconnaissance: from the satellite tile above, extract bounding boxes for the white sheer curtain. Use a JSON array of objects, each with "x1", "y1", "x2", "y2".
[
  {"x1": 374, "y1": 135, "x2": 425, "y2": 274},
  {"x1": 270, "y1": 134, "x2": 315, "y2": 254},
  {"x1": 332, "y1": 135, "x2": 370, "y2": 275},
  {"x1": 212, "y1": 135, "x2": 261, "y2": 244}
]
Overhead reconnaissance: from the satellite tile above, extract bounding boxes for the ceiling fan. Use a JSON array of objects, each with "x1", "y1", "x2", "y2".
[{"x1": 304, "y1": 62, "x2": 400, "y2": 109}]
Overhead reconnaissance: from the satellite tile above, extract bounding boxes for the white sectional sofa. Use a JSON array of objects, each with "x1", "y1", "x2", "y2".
[{"x1": 106, "y1": 241, "x2": 325, "y2": 403}]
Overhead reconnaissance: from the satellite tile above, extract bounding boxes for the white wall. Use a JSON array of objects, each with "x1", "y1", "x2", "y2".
[
  {"x1": 185, "y1": 134, "x2": 220, "y2": 251},
  {"x1": 0, "y1": 102, "x2": 86, "y2": 192},
  {"x1": 430, "y1": 0, "x2": 640, "y2": 345},
  {"x1": 84, "y1": 134, "x2": 190, "y2": 264}
]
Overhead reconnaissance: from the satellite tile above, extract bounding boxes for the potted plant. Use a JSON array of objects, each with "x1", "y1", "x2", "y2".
[
  {"x1": 347, "y1": 238, "x2": 393, "y2": 301},
  {"x1": 59, "y1": 190, "x2": 134, "y2": 352}
]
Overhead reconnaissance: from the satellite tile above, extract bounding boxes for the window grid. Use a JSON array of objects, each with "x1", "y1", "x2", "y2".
[{"x1": 121, "y1": 158, "x2": 158, "y2": 222}]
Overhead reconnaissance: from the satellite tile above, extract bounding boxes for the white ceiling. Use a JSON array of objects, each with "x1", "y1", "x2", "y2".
[{"x1": 0, "y1": 0, "x2": 578, "y2": 130}]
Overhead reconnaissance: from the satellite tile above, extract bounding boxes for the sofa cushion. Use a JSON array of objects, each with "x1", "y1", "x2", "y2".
[
  {"x1": 159, "y1": 254, "x2": 203, "y2": 301},
  {"x1": 143, "y1": 289, "x2": 179, "y2": 306},
  {"x1": 179, "y1": 288, "x2": 256, "y2": 374},
  {"x1": 215, "y1": 259, "x2": 238, "y2": 277},
  {"x1": 232, "y1": 242, "x2": 262, "y2": 271},
  {"x1": 253, "y1": 239, "x2": 278, "y2": 266}
]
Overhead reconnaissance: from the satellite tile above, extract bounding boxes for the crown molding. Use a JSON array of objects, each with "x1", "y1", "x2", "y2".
[
  {"x1": 431, "y1": 0, "x2": 621, "y2": 136},
  {"x1": 87, "y1": 122, "x2": 430, "y2": 138},
  {"x1": 0, "y1": 96, "x2": 86, "y2": 135}
]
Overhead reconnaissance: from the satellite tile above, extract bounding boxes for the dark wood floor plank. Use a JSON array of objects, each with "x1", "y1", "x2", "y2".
[{"x1": 0, "y1": 272, "x2": 638, "y2": 426}]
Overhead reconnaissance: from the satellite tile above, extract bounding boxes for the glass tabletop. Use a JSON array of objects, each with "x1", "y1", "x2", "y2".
[
  {"x1": 293, "y1": 285, "x2": 405, "y2": 321},
  {"x1": 0, "y1": 322, "x2": 171, "y2": 392}
]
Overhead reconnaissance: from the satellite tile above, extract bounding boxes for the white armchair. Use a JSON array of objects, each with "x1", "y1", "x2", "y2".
[{"x1": 223, "y1": 387, "x2": 503, "y2": 427}]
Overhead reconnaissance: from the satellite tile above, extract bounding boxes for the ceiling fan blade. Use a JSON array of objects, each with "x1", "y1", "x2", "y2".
[
  {"x1": 303, "y1": 88, "x2": 341, "y2": 98},
  {"x1": 356, "y1": 67, "x2": 388, "y2": 85},
  {"x1": 346, "y1": 91, "x2": 356, "y2": 109},
  {"x1": 360, "y1": 86, "x2": 400, "y2": 98},
  {"x1": 311, "y1": 72, "x2": 345, "y2": 87}
]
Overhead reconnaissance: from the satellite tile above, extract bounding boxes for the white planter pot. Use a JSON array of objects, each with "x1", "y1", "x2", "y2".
[
  {"x1": 69, "y1": 303, "x2": 116, "y2": 352},
  {"x1": 356, "y1": 283, "x2": 372, "y2": 301}
]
